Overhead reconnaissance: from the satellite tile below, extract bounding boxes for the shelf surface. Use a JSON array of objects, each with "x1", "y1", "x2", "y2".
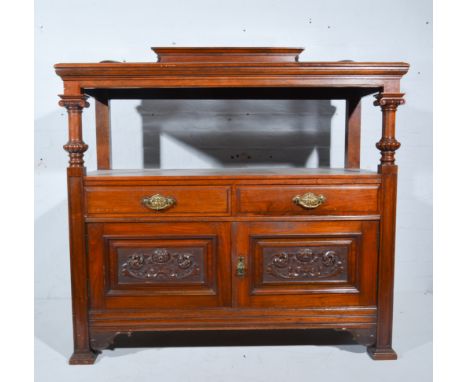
[{"x1": 86, "y1": 168, "x2": 380, "y2": 180}]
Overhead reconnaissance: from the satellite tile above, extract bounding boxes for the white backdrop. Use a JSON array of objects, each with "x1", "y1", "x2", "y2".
[{"x1": 35, "y1": 0, "x2": 432, "y2": 299}]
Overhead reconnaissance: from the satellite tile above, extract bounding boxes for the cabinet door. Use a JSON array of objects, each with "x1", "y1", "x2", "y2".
[
  {"x1": 88, "y1": 222, "x2": 231, "y2": 309},
  {"x1": 232, "y1": 221, "x2": 378, "y2": 308}
]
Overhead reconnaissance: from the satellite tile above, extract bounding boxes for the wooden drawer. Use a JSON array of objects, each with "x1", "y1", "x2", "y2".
[
  {"x1": 86, "y1": 186, "x2": 231, "y2": 216},
  {"x1": 236, "y1": 185, "x2": 379, "y2": 216}
]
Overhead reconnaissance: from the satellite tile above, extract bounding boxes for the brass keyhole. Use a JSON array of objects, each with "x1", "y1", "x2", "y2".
[{"x1": 236, "y1": 256, "x2": 246, "y2": 277}]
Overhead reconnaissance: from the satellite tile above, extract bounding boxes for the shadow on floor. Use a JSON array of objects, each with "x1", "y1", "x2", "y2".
[{"x1": 105, "y1": 329, "x2": 365, "y2": 357}]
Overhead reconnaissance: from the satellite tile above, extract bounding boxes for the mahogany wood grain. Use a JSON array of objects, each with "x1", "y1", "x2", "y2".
[
  {"x1": 232, "y1": 221, "x2": 378, "y2": 309},
  {"x1": 152, "y1": 47, "x2": 304, "y2": 63},
  {"x1": 59, "y1": 95, "x2": 97, "y2": 364},
  {"x1": 345, "y1": 96, "x2": 362, "y2": 168},
  {"x1": 85, "y1": 168, "x2": 382, "y2": 182},
  {"x1": 89, "y1": 311, "x2": 377, "y2": 331},
  {"x1": 367, "y1": 93, "x2": 405, "y2": 360},
  {"x1": 55, "y1": 47, "x2": 408, "y2": 364},
  {"x1": 87, "y1": 222, "x2": 231, "y2": 311},
  {"x1": 236, "y1": 185, "x2": 379, "y2": 216},
  {"x1": 367, "y1": 166, "x2": 399, "y2": 360},
  {"x1": 86, "y1": 185, "x2": 231, "y2": 217},
  {"x1": 95, "y1": 94, "x2": 112, "y2": 170},
  {"x1": 375, "y1": 93, "x2": 405, "y2": 165},
  {"x1": 54, "y1": 47, "x2": 409, "y2": 92}
]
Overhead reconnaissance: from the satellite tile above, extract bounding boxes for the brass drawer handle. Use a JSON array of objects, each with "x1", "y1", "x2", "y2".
[
  {"x1": 236, "y1": 256, "x2": 246, "y2": 277},
  {"x1": 292, "y1": 192, "x2": 326, "y2": 209},
  {"x1": 142, "y1": 194, "x2": 176, "y2": 211}
]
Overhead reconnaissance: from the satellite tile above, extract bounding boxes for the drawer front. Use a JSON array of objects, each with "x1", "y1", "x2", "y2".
[
  {"x1": 86, "y1": 186, "x2": 231, "y2": 216},
  {"x1": 232, "y1": 221, "x2": 378, "y2": 308},
  {"x1": 236, "y1": 185, "x2": 379, "y2": 216},
  {"x1": 87, "y1": 222, "x2": 231, "y2": 309}
]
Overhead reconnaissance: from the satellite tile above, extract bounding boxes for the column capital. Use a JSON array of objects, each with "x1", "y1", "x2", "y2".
[
  {"x1": 59, "y1": 95, "x2": 90, "y2": 111},
  {"x1": 373, "y1": 93, "x2": 405, "y2": 110}
]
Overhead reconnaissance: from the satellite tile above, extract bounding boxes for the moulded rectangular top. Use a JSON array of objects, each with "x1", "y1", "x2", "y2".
[
  {"x1": 54, "y1": 47, "x2": 409, "y2": 93},
  {"x1": 151, "y1": 47, "x2": 305, "y2": 63}
]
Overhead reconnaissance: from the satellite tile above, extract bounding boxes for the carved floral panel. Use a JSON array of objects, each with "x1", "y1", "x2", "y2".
[
  {"x1": 117, "y1": 247, "x2": 205, "y2": 284},
  {"x1": 262, "y1": 246, "x2": 348, "y2": 283}
]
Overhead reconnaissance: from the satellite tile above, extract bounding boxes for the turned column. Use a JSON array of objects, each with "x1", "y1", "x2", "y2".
[
  {"x1": 59, "y1": 94, "x2": 97, "y2": 364},
  {"x1": 60, "y1": 95, "x2": 89, "y2": 169},
  {"x1": 375, "y1": 93, "x2": 405, "y2": 166},
  {"x1": 367, "y1": 92, "x2": 405, "y2": 360}
]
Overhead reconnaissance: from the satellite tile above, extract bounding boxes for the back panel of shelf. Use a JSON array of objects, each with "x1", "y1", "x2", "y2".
[{"x1": 108, "y1": 98, "x2": 348, "y2": 171}]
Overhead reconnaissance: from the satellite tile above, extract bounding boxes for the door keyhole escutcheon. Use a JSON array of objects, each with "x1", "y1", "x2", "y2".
[{"x1": 236, "y1": 256, "x2": 246, "y2": 277}]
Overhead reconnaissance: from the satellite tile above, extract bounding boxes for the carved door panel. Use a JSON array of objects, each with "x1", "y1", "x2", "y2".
[
  {"x1": 87, "y1": 222, "x2": 231, "y2": 309},
  {"x1": 232, "y1": 221, "x2": 378, "y2": 308}
]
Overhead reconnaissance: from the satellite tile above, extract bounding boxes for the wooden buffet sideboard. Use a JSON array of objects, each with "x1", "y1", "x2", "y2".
[{"x1": 54, "y1": 47, "x2": 409, "y2": 364}]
